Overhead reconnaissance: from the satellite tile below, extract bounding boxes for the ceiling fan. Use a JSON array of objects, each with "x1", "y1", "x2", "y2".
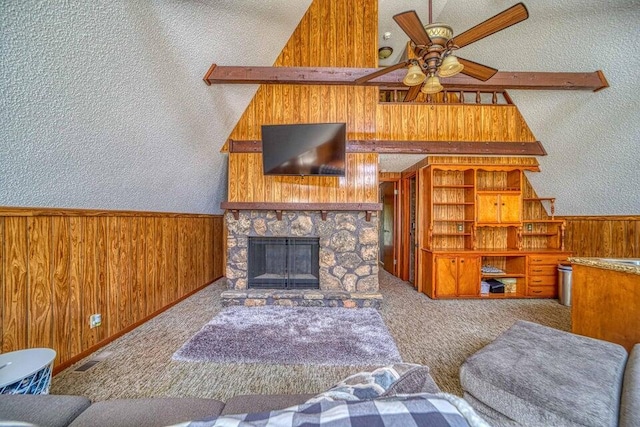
[{"x1": 357, "y1": 3, "x2": 529, "y2": 100}]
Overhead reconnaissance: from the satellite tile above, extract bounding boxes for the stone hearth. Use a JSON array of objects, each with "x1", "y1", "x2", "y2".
[{"x1": 222, "y1": 210, "x2": 382, "y2": 308}]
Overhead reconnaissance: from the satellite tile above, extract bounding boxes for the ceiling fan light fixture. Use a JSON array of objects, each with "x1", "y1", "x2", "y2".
[
  {"x1": 403, "y1": 64, "x2": 427, "y2": 86},
  {"x1": 438, "y1": 55, "x2": 464, "y2": 78},
  {"x1": 421, "y1": 75, "x2": 443, "y2": 94},
  {"x1": 424, "y1": 23, "x2": 453, "y2": 44}
]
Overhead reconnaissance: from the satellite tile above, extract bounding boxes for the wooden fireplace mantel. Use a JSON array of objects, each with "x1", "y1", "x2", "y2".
[{"x1": 220, "y1": 202, "x2": 383, "y2": 221}]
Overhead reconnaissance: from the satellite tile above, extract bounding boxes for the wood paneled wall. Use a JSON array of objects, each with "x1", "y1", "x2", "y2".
[
  {"x1": 376, "y1": 104, "x2": 536, "y2": 142},
  {"x1": 223, "y1": 0, "x2": 540, "y2": 205},
  {"x1": 225, "y1": 0, "x2": 378, "y2": 204},
  {"x1": 562, "y1": 216, "x2": 640, "y2": 257},
  {"x1": 0, "y1": 207, "x2": 224, "y2": 370},
  {"x1": 228, "y1": 153, "x2": 378, "y2": 203},
  {"x1": 225, "y1": 0, "x2": 378, "y2": 147}
]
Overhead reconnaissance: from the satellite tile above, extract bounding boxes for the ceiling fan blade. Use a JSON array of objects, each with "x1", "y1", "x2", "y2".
[
  {"x1": 451, "y1": 3, "x2": 528, "y2": 48},
  {"x1": 355, "y1": 60, "x2": 410, "y2": 84},
  {"x1": 393, "y1": 11, "x2": 432, "y2": 47},
  {"x1": 457, "y1": 58, "x2": 498, "y2": 81},
  {"x1": 403, "y1": 85, "x2": 421, "y2": 102}
]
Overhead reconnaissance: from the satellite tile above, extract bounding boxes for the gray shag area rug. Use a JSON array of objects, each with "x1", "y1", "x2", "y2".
[{"x1": 173, "y1": 306, "x2": 402, "y2": 366}]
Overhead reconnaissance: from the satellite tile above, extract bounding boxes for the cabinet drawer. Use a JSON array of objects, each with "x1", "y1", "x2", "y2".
[
  {"x1": 528, "y1": 275, "x2": 557, "y2": 286},
  {"x1": 528, "y1": 265, "x2": 558, "y2": 276},
  {"x1": 527, "y1": 285, "x2": 556, "y2": 298},
  {"x1": 529, "y1": 255, "x2": 568, "y2": 265}
]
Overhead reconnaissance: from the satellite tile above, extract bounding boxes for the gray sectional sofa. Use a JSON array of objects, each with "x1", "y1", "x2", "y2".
[
  {"x1": 0, "y1": 366, "x2": 443, "y2": 427},
  {"x1": 0, "y1": 393, "x2": 317, "y2": 427}
]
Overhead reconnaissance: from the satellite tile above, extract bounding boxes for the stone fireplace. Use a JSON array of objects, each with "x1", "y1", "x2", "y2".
[{"x1": 222, "y1": 210, "x2": 382, "y2": 308}]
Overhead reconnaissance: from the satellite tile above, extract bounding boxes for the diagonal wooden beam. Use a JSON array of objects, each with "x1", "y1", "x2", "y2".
[{"x1": 203, "y1": 65, "x2": 609, "y2": 92}]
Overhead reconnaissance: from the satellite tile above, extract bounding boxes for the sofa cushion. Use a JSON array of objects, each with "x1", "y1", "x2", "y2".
[
  {"x1": 0, "y1": 394, "x2": 91, "y2": 427},
  {"x1": 460, "y1": 320, "x2": 628, "y2": 427},
  {"x1": 68, "y1": 397, "x2": 224, "y2": 427},
  {"x1": 221, "y1": 393, "x2": 315, "y2": 415},
  {"x1": 307, "y1": 363, "x2": 439, "y2": 403},
  {"x1": 463, "y1": 392, "x2": 522, "y2": 427},
  {"x1": 620, "y1": 344, "x2": 640, "y2": 427}
]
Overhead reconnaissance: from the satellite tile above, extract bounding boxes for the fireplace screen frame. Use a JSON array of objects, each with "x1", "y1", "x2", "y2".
[{"x1": 247, "y1": 237, "x2": 320, "y2": 289}]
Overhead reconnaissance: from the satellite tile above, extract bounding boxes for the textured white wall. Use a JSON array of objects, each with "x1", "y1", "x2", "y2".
[
  {"x1": 438, "y1": 0, "x2": 640, "y2": 215},
  {"x1": 0, "y1": 1, "x2": 310, "y2": 214}
]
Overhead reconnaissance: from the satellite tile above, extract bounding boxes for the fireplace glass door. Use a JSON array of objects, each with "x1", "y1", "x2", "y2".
[{"x1": 248, "y1": 237, "x2": 320, "y2": 289}]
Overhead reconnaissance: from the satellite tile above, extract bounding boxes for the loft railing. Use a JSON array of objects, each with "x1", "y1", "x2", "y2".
[{"x1": 378, "y1": 88, "x2": 514, "y2": 105}]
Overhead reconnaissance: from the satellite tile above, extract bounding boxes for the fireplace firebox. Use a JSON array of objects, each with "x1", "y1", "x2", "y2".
[{"x1": 247, "y1": 237, "x2": 320, "y2": 289}]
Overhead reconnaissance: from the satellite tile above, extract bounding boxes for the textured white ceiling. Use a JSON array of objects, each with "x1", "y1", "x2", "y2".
[
  {"x1": 0, "y1": 1, "x2": 310, "y2": 213},
  {"x1": 1, "y1": 1, "x2": 638, "y2": 215}
]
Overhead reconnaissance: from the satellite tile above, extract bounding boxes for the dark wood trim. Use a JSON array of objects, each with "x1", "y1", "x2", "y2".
[
  {"x1": 203, "y1": 63, "x2": 217, "y2": 86},
  {"x1": 221, "y1": 202, "x2": 383, "y2": 211},
  {"x1": 594, "y1": 70, "x2": 610, "y2": 92},
  {"x1": 228, "y1": 139, "x2": 546, "y2": 156},
  {"x1": 0, "y1": 206, "x2": 221, "y2": 218},
  {"x1": 203, "y1": 65, "x2": 609, "y2": 91},
  {"x1": 349, "y1": 140, "x2": 547, "y2": 155},
  {"x1": 53, "y1": 276, "x2": 222, "y2": 375}
]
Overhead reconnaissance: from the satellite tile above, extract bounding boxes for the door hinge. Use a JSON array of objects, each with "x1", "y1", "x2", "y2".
[
  {"x1": 394, "y1": 189, "x2": 398, "y2": 195},
  {"x1": 393, "y1": 259, "x2": 397, "y2": 265}
]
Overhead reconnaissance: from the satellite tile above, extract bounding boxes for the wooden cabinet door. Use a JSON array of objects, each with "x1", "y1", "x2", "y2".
[
  {"x1": 457, "y1": 256, "x2": 480, "y2": 296},
  {"x1": 435, "y1": 256, "x2": 457, "y2": 297},
  {"x1": 499, "y1": 194, "x2": 522, "y2": 223},
  {"x1": 476, "y1": 194, "x2": 499, "y2": 223}
]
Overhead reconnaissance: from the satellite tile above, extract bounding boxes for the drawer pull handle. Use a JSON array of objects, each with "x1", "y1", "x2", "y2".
[
  {"x1": 532, "y1": 280, "x2": 542, "y2": 283},
  {"x1": 533, "y1": 269, "x2": 543, "y2": 273},
  {"x1": 532, "y1": 290, "x2": 542, "y2": 294}
]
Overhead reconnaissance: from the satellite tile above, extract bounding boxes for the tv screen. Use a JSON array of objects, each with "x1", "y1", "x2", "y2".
[{"x1": 262, "y1": 123, "x2": 346, "y2": 176}]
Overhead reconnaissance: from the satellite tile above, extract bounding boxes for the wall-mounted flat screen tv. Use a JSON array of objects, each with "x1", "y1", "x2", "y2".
[{"x1": 262, "y1": 123, "x2": 346, "y2": 176}]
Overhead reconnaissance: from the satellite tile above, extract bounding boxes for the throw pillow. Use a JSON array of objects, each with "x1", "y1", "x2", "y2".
[{"x1": 306, "y1": 363, "x2": 432, "y2": 403}]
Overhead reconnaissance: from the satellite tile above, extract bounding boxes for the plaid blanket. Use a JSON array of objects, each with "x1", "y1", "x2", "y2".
[{"x1": 183, "y1": 393, "x2": 489, "y2": 427}]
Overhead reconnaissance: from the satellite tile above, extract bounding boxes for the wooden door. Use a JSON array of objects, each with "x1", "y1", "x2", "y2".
[
  {"x1": 380, "y1": 182, "x2": 395, "y2": 274},
  {"x1": 435, "y1": 256, "x2": 457, "y2": 297},
  {"x1": 457, "y1": 256, "x2": 480, "y2": 296},
  {"x1": 476, "y1": 194, "x2": 499, "y2": 223},
  {"x1": 499, "y1": 194, "x2": 522, "y2": 223}
]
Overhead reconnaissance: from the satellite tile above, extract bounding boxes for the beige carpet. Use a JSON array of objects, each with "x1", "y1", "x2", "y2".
[{"x1": 51, "y1": 270, "x2": 570, "y2": 401}]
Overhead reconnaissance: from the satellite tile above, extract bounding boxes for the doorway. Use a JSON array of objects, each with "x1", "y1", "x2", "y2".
[{"x1": 379, "y1": 181, "x2": 396, "y2": 274}]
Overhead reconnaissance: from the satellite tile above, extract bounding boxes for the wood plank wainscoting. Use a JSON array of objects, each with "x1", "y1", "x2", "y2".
[
  {"x1": 562, "y1": 216, "x2": 640, "y2": 258},
  {"x1": 0, "y1": 207, "x2": 224, "y2": 373}
]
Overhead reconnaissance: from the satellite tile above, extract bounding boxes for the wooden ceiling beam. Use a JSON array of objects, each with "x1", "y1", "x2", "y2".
[
  {"x1": 228, "y1": 139, "x2": 546, "y2": 156},
  {"x1": 204, "y1": 65, "x2": 609, "y2": 92}
]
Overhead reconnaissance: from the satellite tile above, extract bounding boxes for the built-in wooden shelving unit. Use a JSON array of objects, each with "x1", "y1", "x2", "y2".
[{"x1": 416, "y1": 157, "x2": 570, "y2": 299}]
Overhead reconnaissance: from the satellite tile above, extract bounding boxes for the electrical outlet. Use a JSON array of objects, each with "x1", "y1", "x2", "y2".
[
  {"x1": 90, "y1": 314, "x2": 102, "y2": 328},
  {"x1": 526, "y1": 223, "x2": 533, "y2": 232},
  {"x1": 457, "y1": 223, "x2": 464, "y2": 232}
]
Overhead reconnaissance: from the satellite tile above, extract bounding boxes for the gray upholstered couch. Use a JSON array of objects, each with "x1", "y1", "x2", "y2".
[
  {"x1": 0, "y1": 367, "x2": 442, "y2": 427},
  {"x1": 0, "y1": 393, "x2": 317, "y2": 427},
  {"x1": 460, "y1": 320, "x2": 640, "y2": 427}
]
